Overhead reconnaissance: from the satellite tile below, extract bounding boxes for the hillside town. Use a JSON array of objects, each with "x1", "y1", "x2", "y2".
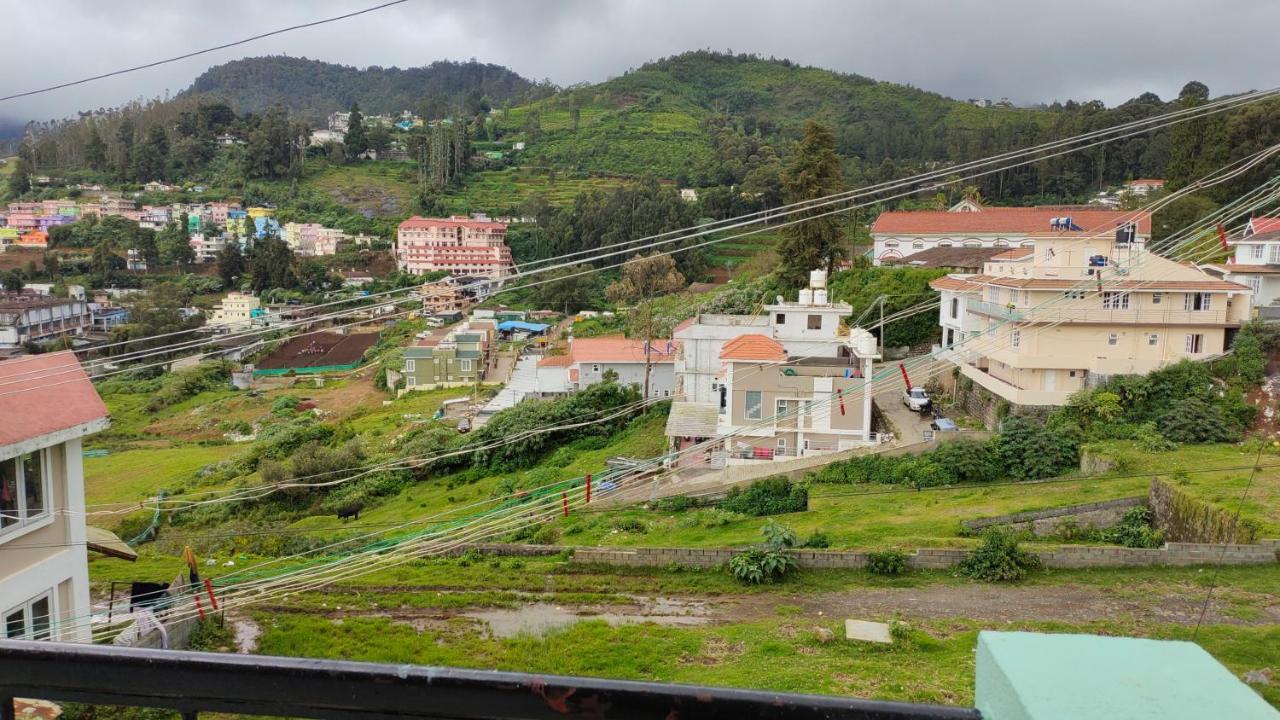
[{"x1": 0, "y1": 5, "x2": 1279, "y2": 720}]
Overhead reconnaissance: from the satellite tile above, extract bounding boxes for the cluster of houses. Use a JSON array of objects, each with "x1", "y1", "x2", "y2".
[
  {"x1": 0, "y1": 285, "x2": 138, "y2": 357},
  {"x1": 395, "y1": 215, "x2": 516, "y2": 280}
]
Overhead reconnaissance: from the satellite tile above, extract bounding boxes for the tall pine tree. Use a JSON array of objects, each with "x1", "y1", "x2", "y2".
[{"x1": 777, "y1": 121, "x2": 846, "y2": 288}]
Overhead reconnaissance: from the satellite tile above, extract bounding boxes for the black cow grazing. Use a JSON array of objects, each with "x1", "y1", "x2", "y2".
[{"x1": 337, "y1": 505, "x2": 361, "y2": 521}]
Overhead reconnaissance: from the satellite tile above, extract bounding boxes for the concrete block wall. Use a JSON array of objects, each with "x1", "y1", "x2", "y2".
[
  {"x1": 569, "y1": 542, "x2": 1278, "y2": 571},
  {"x1": 962, "y1": 497, "x2": 1145, "y2": 537}
]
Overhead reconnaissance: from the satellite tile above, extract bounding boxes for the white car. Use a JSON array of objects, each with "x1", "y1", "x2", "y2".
[{"x1": 902, "y1": 387, "x2": 931, "y2": 412}]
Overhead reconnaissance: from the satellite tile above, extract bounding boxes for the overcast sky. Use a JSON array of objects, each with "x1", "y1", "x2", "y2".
[{"x1": 3, "y1": 0, "x2": 1276, "y2": 124}]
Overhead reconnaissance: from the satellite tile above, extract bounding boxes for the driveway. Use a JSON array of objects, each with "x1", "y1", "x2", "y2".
[
  {"x1": 874, "y1": 386, "x2": 933, "y2": 445},
  {"x1": 484, "y1": 350, "x2": 515, "y2": 384}
]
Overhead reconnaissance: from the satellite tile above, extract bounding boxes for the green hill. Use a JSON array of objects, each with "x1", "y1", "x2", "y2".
[{"x1": 182, "y1": 56, "x2": 548, "y2": 126}]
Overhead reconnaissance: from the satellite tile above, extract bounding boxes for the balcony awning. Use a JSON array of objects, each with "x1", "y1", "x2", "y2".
[
  {"x1": 86, "y1": 526, "x2": 138, "y2": 562},
  {"x1": 665, "y1": 402, "x2": 719, "y2": 438}
]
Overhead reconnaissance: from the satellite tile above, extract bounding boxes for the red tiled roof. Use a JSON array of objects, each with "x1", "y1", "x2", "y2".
[
  {"x1": 991, "y1": 247, "x2": 1034, "y2": 261},
  {"x1": 1249, "y1": 218, "x2": 1280, "y2": 235},
  {"x1": 399, "y1": 215, "x2": 506, "y2": 231},
  {"x1": 0, "y1": 352, "x2": 108, "y2": 447},
  {"x1": 930, "y1": 276, "x2": 983, "y2": 292},
  {"x1": 537, "y1": 354, "x2": 572, "y2": 368},
  {"x1": 871, "y1": 207, "x2": 1151, "y2": 235},
  {"x1": 569, "y1": 336, "x2": 677, "y2": 364},
  {"x1": 719, "y1": 334, "x2": 787, "y2": 362},
  {"x1": 1202, "y1": 263, "x2": 1280, "y2": 275}
]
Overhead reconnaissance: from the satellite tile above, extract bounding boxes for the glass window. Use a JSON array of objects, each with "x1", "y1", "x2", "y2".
[
  {"x1": 405, "y1": 359, "x2": 415, "y2": 372},
  {"x1": 1011, "y1": 329, "x2": 1021, "y2": 348},
  {"x1": 775, "y1": 313, "x2": 785, "y2": 325},
  {"x1": 460, "y1": 360, "x2": 472, "y2": 372},
  {"x1": 807, "y1": 315, "x2": 822, "y2": 330},
  {"x1": 1102, "y1": 292, "x2": 1130, "y2": 310},
  {"x1": 1185, "y1": 334, "x2": 1204, "y2": 354},
  {"x1": 5, "y1": 607, "x2": 25, "y2": 639},
  {"x1": 1269, "y1": 245, "x2": 1280, "y2": 264},
  {"x1": 0, "y1": 459, "x2": 16, "y2": 530},
  {"x1": 29, "y1": 596, "x2": 50, "y2": 641},
  {"x1": 1148, "y1": 333, "x2": 1159, "y2": 346},
  {"x1": 1251, "y1": 245, "x2": 1264, "y2": 259},
  {"x1": 1107, "y1": 333, "x2": 1118, "y2": 346},
  {"x1": 1151, "y1": 292, "x2": 1162, "y2": 304},
  {"x1": 745, "y1": 391, "x2": 762, "y2": 420},
  {"x1": 1184, "y1": 293, "x2": 1211, "y2": 311},
  {"x1": 21, "y1": 453, "x2": 43, "y2": 519}
]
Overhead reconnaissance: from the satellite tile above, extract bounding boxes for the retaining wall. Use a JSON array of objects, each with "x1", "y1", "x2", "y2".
[
  {"x1": 962, "y1": 497, "x2": 1145, "y2": 537},
  {"x1": 570, "y1": 541, "x2": 1279, "y2": 571}
]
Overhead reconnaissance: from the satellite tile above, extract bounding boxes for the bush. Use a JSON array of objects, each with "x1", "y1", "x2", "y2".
[
  {"x1": 928, "y1": 440, "x2": 1001, "y2": 484},
  {"x1": 958, "y1": 528, "x2": 1041, "y2": 582},
  {"x1": 729, "y1": 547, "x2": 796, "y2": 584},
  {"x1": 1101, "y1": 506, "x2": 1165, "y2": 548},
  {"x1": 802, "y1": 530, "x2": 831, "y2": 549},
  {"x1": 531, "y1": 524, "x2": 561, "y2": 545},
  {"x1": 653, "y1": 495, "x2": 697, "y2": 512},
  {"x1": 611, "y1": 518, "x2": 647, "y2": 534},
  {"x1": 866, "y1": 548, "x2": 909, "y2": 576},
  {"x1": 676, "y1": 508, "x2": 745, "y2": 529},
  {"x1": 271, "y1": 395, "x2": 301, "y2": 415},
  {"x1": 760, "y1": 519, "x2": 797, "y2": 548},
  {"x1": 718, "y1": 476, "x2": 808, "y2": 516},
  {"x1": 996, "y1": 416, "x2": 1080, "y2": 480}
]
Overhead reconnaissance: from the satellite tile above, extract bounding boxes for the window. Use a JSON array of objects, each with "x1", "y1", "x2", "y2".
[
  {"x1": 1245, "y1": 276, "x2": 1263, "y2": 294},
  {"x1": 1148, "y1": 333, "x2": 1159, "y2": 346},
  {"x1": 1270, "y1": 245, "x2": 1280, "y2": 264},
  {"x1": 1107, "y1": 333, "x2": 1118, "y2": 346},
  {"x1": 4, "y1": 592, "x2": 52, "y2": 641},
  {"x1": 1011, "y1": 329, "x2": 1021, "y2": 348},
  {"x1": 883, "y1": 240, "x2": 899, "y2": 248},
  {"x1": 1184, "y1": 292, "x2": 1212, "y2": 311},
  {"x1": 807, "y1": 315, "x2": 822, "y2": 330},
  {"x1": 1068, "y1": 370, "x2": 1078, "y2": 378},
  {"x1": 1252, "y1": 245, "x2": 1264, "y2": 260},
  {"x1": 963, "y1": 240, "x2": 982, "y2": 248},
  {"x1": 775, "y1": 313, "x2": 785, "y2": 325},
  {"x1": 663, "y1": 390, "x2": 670, "y2": 397},
  {"x1": 1064, "y1": 290, "x2": 1085, "y2": 300},
  {"x1": 950, "y1": 297, "x2": 960, "y2": 319},
  {"x1": 404, "y1": 359, "x2": 415, "y2": 372},
  {"x1": 913, "y1": 240, "x2": 924, "y2": 249},
  {"x1": 1151, "y1": 292, "x2": 1162, "y2": 304},
  {"x1": 406, "y1": 377, "x2": 416, "y2": 387},
  {"x1": 1185, "y1": 334, "x2": 1204, "y2": 354},
  {"x1": 745, "y1": 391, "x2": 762, "y2": 420},
  {"x1": 460, "y1": 359, "x2": 472, "y2": 372},
  {"x1": 994, "y1": 238, "x2": 1009, "y2": 247},
  {"x1": 938, "y1": 241, "x2": 953, "y2": 247},
  {"x1": 1102, "y1": 292, "x2": 1130, "y2": 310},
  {"x1": 1, "y1": 451, "x2": 48, "y2": 534},
  {"x1": 591, "y1": 364, "x2": 600, "y2": 373}
]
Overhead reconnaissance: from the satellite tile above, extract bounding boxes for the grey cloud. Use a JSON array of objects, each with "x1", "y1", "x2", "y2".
[{"x1": 3, "y1": 0, "x2": 1275, "y2": 124}]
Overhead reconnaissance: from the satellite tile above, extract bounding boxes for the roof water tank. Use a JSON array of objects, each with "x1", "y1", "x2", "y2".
[
  {"x1": 798, "y1": 289, "x2": 814, "y2": 305},
  {"x1": 810, "y1": 269, "x2": 828, "y2": 289},
  {"x1": 857, "y1": 332, "x2": 878, "y2": 357},
  {"x1": 814, "y1": 289, "x2": 828, "y2": 305}
]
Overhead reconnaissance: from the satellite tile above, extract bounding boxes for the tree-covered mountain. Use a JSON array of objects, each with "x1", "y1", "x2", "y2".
[{"x1": 182, "y1": 56, "x2": 550, "y2": 126}]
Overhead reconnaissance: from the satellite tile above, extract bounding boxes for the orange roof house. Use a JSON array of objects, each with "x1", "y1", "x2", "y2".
[{"x1": 719, "y1": 334, "x2": 787, "y2": 362}]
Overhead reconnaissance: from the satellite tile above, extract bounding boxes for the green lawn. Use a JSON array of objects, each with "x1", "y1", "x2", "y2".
[{"x1": 84, "y1": 445, "x2": 243, "y2": 509}]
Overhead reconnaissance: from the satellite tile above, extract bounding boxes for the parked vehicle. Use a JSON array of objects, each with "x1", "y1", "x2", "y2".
[
  {"x1": 902, "y1": 387, "x2": 931, "y2": 412},
  {"x1": 930, "y1": 417, "x2": 958, "y2": 432}
]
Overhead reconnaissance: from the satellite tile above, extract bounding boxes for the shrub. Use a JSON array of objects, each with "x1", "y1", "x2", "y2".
[
  {"x1": 928, "y1": 440, "x2": 1000, "y2": 484},
  {"x1": 676, "y1": 508, "x2": 745, "y2": 529},
  {"x1": 802, "y1": 530, "x2": 831, "y2": 549},
  {"x1": 718, "y1": 476, "x2": 808, "y2": 516},
  {"x1": 729, "y1": 547, "x2": 796, "y2": 584},
  {"x1": 760, "y1": 519, "x2": 797, "y2": 548},
  {"x1": 653, "y1": 495, "x2": 697, "y2": 512},
  {"x1": 531, "y1": 525, "x2": 561, "y2": 544},
  {"x1": 866, "y1": 548, "x2": 909, "y2": 576},
  {"x1": 958, "y1": 528, "x2": 1041, "y2": 582},
  {"x1": 271, "y1": 395, "x2": 301, "y2": 415},
  {"x1": 611, "y1": 518, "x2": 647, "y2": 534},
  {"x1": 1102, "y1": 506, "x2": 1164, "y2": 549},
  {"x1": 996, "y1": 415, "x2": 1080, "y2": 480}
]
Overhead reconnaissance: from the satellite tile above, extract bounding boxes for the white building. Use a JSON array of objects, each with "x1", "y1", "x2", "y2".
[
  {"x1": 1201, "y1": 217, "x2": 1280, "y2": 310},
  {"x1": 536, "y1": 336, "x2": 678, "y2": 398},
  {"x1": 1124, "y1": 179, "x2": 1166, "y2": 196},
  {"x1": 207, "y1": 292, "x2": 261, "y2": 329},
  {"x1": 1, "y1": 352, "x2": 109, "y2": 643},
  {"x1": 870, "y1": 202, "x2": 1150, "y2": 265}
]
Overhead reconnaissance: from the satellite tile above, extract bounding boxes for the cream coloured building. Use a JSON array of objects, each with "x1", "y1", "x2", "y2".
[
  {"x1": 1, "y1": 352, "x2": 109, "y2": 643},
  {"x1": 207, "y1": 291, "x2": 262, "y2": 329},
  {"x1": 933, "y1": 231, "x2": 1252, "y2": 407}
]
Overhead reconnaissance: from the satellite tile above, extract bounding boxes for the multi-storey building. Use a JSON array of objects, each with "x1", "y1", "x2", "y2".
[
  {"x1": 1201, "y1": 217, "x2": 1280, "y2": 311},
  {"x1": 0, "y1": 352, "x2": 109, "y2": 643},
  {"x1": 870, "y1": 201, "x2": 1150, "y2": 265},
  {"x1": 932, "y1": 230, "x2": 1252, "y2": 407},
  {"x1": 665, "y1": 271, "x2": 878, "y2": 465},
  {"x1": 206, "y1": 292, "x2": 262, "y2": 330},
  {"x1": 0, "y1": 294, "x2": 92, "y2": 349},
  {"x1": 396, "y1": 216, "x2": 514, "y2": 280},
  {"x1": 400, "y1": 321, "x2": 494, "y2": 391}
]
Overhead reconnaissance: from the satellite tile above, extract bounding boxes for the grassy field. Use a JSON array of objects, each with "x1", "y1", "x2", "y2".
[
  {"x1": 441, "y1": 167, "x2": 657, "y2": 212},
  {"x1": 84, "y1": 445, "x2": 242, "y2": 508},
  {"x1": 305, "y1": 161, "x2": 417, "y2": 216}
]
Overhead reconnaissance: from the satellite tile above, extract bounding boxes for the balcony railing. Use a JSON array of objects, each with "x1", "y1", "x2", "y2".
[
  {"x1": 966, "y1": 298, "x2": 1237, "y2": 325},
  {"x1": 0, "y1": 640, "x2": 979, "y2": 720}
]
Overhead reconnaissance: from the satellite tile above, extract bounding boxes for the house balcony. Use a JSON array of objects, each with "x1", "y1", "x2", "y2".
[
  {"x1": 966, "y1": 298, "x2": 1242, "y2": 326},
  {"x1": 957, "y1": 362, "x2": 1067, "y2": 407},
  {"x1": 0, "y1": 640, "x2": 976, "y2": 720}
]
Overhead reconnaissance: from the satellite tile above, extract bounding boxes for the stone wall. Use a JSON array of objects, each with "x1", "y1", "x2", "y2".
[
  {"x1": 962, "y1": 497, "x2": 1144, "y2": 537},
  {"x1": 1149, "y1": 478, "x2": 1259, "y2": 544},
  {"x1": 571, "y1": 541, "x2": 1278, "y2": 571}
]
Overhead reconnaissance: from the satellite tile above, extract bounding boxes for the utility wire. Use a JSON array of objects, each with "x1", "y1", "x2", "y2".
[
  {"x1": 1192, "y1": 440, "x2": 1267, "y2": 639},
  {"x1": 0, "y1": 0, "x2": 412, "y2": 103}
]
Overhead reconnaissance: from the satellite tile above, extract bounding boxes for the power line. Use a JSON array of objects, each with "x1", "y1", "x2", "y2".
[{"x1": 0, "y1": 0, "x2": 412, "y2": 103}]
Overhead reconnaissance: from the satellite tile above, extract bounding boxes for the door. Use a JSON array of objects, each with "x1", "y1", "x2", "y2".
[{"x1": 1043, "y1": 370, "x2": 1056, "y2": 392}]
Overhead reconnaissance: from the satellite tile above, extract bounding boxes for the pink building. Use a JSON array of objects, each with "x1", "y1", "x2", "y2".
[{"x1": 395, "y1": 216, "x2": 514, "y2": 279}]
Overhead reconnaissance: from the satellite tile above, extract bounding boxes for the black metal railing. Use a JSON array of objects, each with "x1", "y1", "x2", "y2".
[{"x1": 0, "y1": 640, "x2": 981, "y2": 720}]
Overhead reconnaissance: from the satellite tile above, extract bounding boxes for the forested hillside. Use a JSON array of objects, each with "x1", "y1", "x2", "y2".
[{"x1": 182, "y1": 56, "x2": 549, "y2": 125}]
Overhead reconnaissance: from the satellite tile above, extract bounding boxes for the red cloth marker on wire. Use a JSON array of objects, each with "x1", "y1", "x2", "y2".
[
  {"x1": 585, "y1": 473, "x2": 592, "y2": 504},
  {"x1": 836, "y1": 388, "x2": 846, "y2": 416},
  {"x1": 203, "y1": 579, "x2": 219, "y2": 610},
  {"x1": 562, "y1": 491, "x2": 569, "y2": 517},
  {"x1": 194, "y1": 594, "x2": 206, "y2": 621}
]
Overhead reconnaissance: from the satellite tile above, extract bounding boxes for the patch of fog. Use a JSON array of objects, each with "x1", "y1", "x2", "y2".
[{"x1": 464, "y1": 597, "x2": 710, "y2": 639}]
